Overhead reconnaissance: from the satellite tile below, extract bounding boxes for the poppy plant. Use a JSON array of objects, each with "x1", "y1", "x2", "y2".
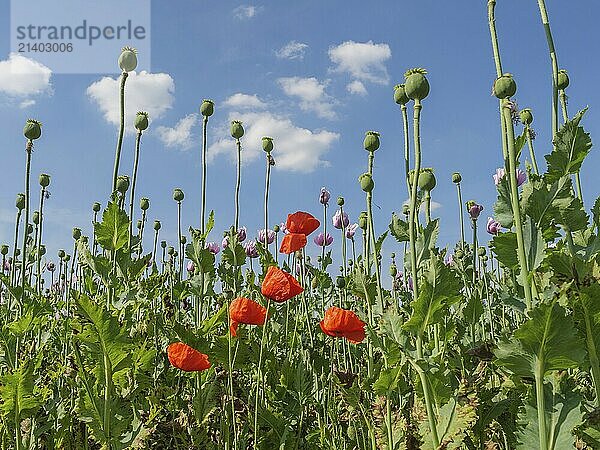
[
  {"x1": 279, "y1": 211, "x2": 320, "y2": 254},
  {"x1": 261, "y1": 265, "x2": 303, "y2": 302},
  {"x1": 167, "y1": 342, "x2": 211, "y2": 372},
  {"x1": 229, "y1": 297, "x2": 268, "y2": 336},
  {"x1": 319, "y1": 307, "x2": 366, "y2": 344},
  {"x1": 279, "y1": 233, "x2": 307, "y2": 254}
]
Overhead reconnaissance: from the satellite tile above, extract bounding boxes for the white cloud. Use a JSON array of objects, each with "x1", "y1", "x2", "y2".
[
  {"x1": 0, "y1": 53, "x2": 52, "y2": 105},
  {"x1": 329, "y1": 40, "x2": 391, "y2": 88},
  {"x1": 276, "y1": 41, "x2": 308, "y2": 60},
  {"x1": 402, "y1": 199, "x2": 442, "y2": 213},
  {"x1": 208, "y1": 107, "x2": 339, "y2": 173},
  {"x1": 233, "y1": 5, "x2": 260, "y2": 19},
  {"x1": 86, "y1": 71, "x2": 174, "y2": 132},
  {"x1": 223, "y1": 93, "x2": 267, "y2": 109},
  {"x1": 156, "y1": 113, "x2": 198, "y2": 150},
  {"x1": 277, "y1": 77, "x2": 336, "y2": 120},
  {"x1": 347, "y1": 80, "x2": 367, "y2": 96}
]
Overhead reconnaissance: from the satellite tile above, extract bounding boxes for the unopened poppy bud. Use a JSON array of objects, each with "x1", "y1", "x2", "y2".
[
  {"x1": 359, "y1": 173, "x2": 374, "y2": 192},
  {"x1": 358, "y1": 211, "x2": 368, "y2": 230},
  {"x1": 58, "y1": 249, "x2": 65, "y2": 259},
  {"x1": 493, "y1": 73, "x2": 516, "y2": 99},
  {"x1": 160, "y1": 240, "x2": 167, "y2": 249},
  {"x1": 404, "y1": 68, "x2": 430, "y2": 101},
  {"x1": 519, "y1": 108, "x2": 533, "y2": 125},
  {"x1": 363, "y1": 131, "x2": 380, "y2": 152},
  {"x1": 389, "y1": 263, "x2": 397, "y2": 277},
  {"x1": 140, "y1": 197, "x2": 150, "y2": 211},
  {"x1": 557, "y1": 70, "x2": 569, "y2": 90},
  {"x1": 16, "y1": 193, "x2": 25, "y2": 210},
  {"x1": 200, "y1": 99, "x2": 214, "y2": 117},
  {"x1": 135, "y1": 111, "x2": 149, "y2": 131},
  {"x1": 336, "y1": 276, "x2": 346, "y2": 288},
  {"x1": 39, "y1": 173, "x2": 50, "y2": 187},
  {"x1": 273, "y1": 224, "x2": 280, "y2": 233},
  {"x1": 72, "y1": 227, "x2": 81, "y2": 240},
  {"x1": 0, "y1": 245, "x2": 7, "y2": 256},
  {"x1": 418, "y1": 169, "x2": 436, "y2": 191},
  {"x1": 231, "y1": 120, "x2": 244, "y2": 139},
  {"x1": 337, "y1": 196, "x2": 344, "y2": 206},
  {"x1": 136, "y1": 219, "x2": 142, "y2": 230},
  {"x1": 168, "y1": 246, "x2": 175, "y2": 256},
  {"x1": 181, "y1": 235, "x2": 187, "y2": 245},
  {"x1": 173, "y1": 188, "x2": 184, "y2": 202},
  {"x1": 154, "y1": 220, "x2": 161, "y2": 231},
  {"x1": 39, "y1": 245, "x2": 46, "y2": 256},
  {"x1": 393, "y1": 84, "x2": 410, "y2": 105},
  {"x1": 92, "y1": 202, "x2": 101, "y2": 213},
  {"x1": 478, "y1": 247, "x2": 486, "y2": 257},
  {"x1": 455, "y1": 249, "x2": 463, "y2": 258},
  {"x1": 32, "y1": 211, "x2": 40, "y2": 225},
  {"x1": 452, "y1": 172, "x2": 462, "y2": 184},
  {"x1": 23, "y1": 119, "x2": 42, "y2": 140},
  {"x1": 262, "y1": 136, "x2": 274, "y2": 153},
  {"x1": 118, "y1": 46, "x2": 138, "y2": 72},
  {"x1": 26, "y1": 224, "x2": 33, "y2": 235},
  {"x1": 116, "y1": 175, "x2": 130, "y2": 194}
]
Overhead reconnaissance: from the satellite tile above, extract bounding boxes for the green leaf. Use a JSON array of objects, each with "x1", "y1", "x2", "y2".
[
  {"x1": 592, "y1": 196, "x2": 600, "y2": 231},
  {"x1": 523, "y1": 217, "x2": 545, "y2": 271},
  {"x1": 389, "y1": 213, "x2": 409, "y2": 243},
  {"x1": 515, "y1": 129, "x2": 527, "y2": 160},
  {"x1": 0, "y1": 363, "x2": 41, "y2": 419},
  {"x1": 418, "y1": 397, "x2": 477, "y2": 450},
  {"x1": 373, "y1": 366, "x2": 405, "y2": 397},
  {"x1": 490, "y1": 231, "x2": 518, "y2": 269},
  {"x1": 416, "y1": 218, "x2": 439, "y2": 269},
  {"x1": 494, "y1": 177, "x2": 513, "y2": 228},
  {"x1": 94, "y1": 202, "x2": 130, "y2": 252}
]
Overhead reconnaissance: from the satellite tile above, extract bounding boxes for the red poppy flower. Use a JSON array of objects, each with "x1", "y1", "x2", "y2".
[
  {"x1": 261, "y1": 265, "x2": 303, "y2": 302},
  {"x1": 229, "y1": 297, "x2": 267, "y2": 336},
  {"x1": 319, "y1": 307, "x2": 366, "y2": 344},
  {"x1": 279, "y1": 233, "x2": 307, "y2": 254},
  {"x1": 286, "y1": 211, "x2": 320, "y2": 236},
  {"x1": 167, "y1": 342, "x2": 211, "y2": 372}
]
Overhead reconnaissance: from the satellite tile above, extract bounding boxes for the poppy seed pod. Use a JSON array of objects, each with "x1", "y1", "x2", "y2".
[
  {"x1": 478, "y1": 247, "x2": 486, "y2": 257},
  {"x1": 389, "y1": 263, "x2": 397, "y2": 277},
  {"x1": 231, "y1": 120, "x2": 244, "y2": 139},
  {"x1": 394, "y1": 84, "x2": 410, "y2": 105},
  {"x1": 200, "y1": 99, "x2": 214, "y2": 117},
  {"x1": 23, "y1": 119, "x2": 42, "y2": 140},
  {"x1": 181, "y1": 235, "x2": 187, "y2": 245},
  {"x1": 92, "y1": 202, "x2": 101, "y2": 213},
  {"x1": 273, "y1": 224, "x2": 280, "y2": 233},
  {"x1": 359, "y1": 173, "x2": 374, "y2": 192},
  {"x1": 404, "y1": 68, "x2": 430, "y2": 101},
  {"x1": 1, "y1": 245, "x2": 8, "y2": 256},
  {"x1": 167, "y1": 246, "x2": 175, "y2": 256},
  {"x1": 173, "y1": 188, "x2": 184, "y2": 202},
  {"x1": 26, "y1": 224, "x2": 33, "y2": 235},
  {"x1": 519, "y1": 108, "x2": 533, "y2": 125},
  {"x1": 363, "y1": 131, "x2": 380, "y2": 152},
  {"x1": 452, "y1": 172, "x2": 462, "y2": 184},
  {"x1": 557, "y1": 70, "x2": 569, "y2": 90},
  {"x1": 262, "y1": 136, "x2": 274, "y2": 153},
  {"x1": 58, "y1": 249, "x2": 65, "y2": 259},
  {"x1": 160, "y1": 240, "x2": 166, "y2": 249},
  {"x1": 118, "y1": 46, "x2": 138, "y2": 72},
  {"x1": 493, "y1": 73, "x2": 516, "y2": 99},
  {"x1": 140, "y1": 197, "x2": 150, "y2": 211},
  {"x1": 336, "y1": 276, "x2": 346, "y2": 289},
  {"x1": 337, "y1": 196, "x2": 344, "y2": 206},
  {"x1": 418, "y1": 169, "x2": 436, "y2": 191},
  {"x1": 153, "y1": 220, "x2": 161, "y2": 231},
  {"x1": 72, "y1": 227, "x2": 81, "y2": 240},
  {"x1": 135, "y1": 111, "x2": 149, "y2": 131},
  {"x1": 358, "y1": 211, "x2": 368, "y2": 230},
  {"x1": 16, "y1": 193, "x2": 25, "y2": 210},
  {"x1": 116, "y1": 175, "x2": 130, "y2": 194},
  {"x1": 39, "y1": 245, "x2": 46, "y2": 256},
  {"x1": 32, "y1": 211, "x2": 40, "y2": 225},
  {"x1": 39, "y1": 173, "x2": 51, "y2": 187}
]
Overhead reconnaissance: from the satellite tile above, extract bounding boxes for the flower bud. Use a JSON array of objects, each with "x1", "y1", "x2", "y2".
[
  {"x1": 273, "y1": 224, "x2": 280, "y2": 233},
  {"x1": 478, "y1": 247, "x2": 486, "y2": 257},
  {"x1": 493, "y1": 73, "x2": 516, "y2": 99},
  {"x1": 167, "y1": 246, "x2": 175, "y2": 256},
  {"x1": 359, "y1": 173, "x2": 374, "y2": 192},
  {"x1": 26, "y1": 224, "x2": 33, "y2": 235},
  {"x1": 418, "y1": 169, "x2": 436, "y2": 191},
  {"x1": 135, "y1": 111, "x2": 149, "y2": 131},
  {"x1": 92, "y1": 202, "x2": 101, "y2": 213},
  {"x1": 231, "y1": 120, "x2": 244, "y2": 139},
  {"x1": 140, "y1": 197, "x2": 150, "y2": 211},
  {"x1": 39, "y1": 245, "x2": 46, "y2": 256},
  {"x1": 15, "y1": 193, "x2": 25, "y2": 210},
  {"x1": 154, "y1": 220, "x2": 161, "y2": 231},
  {"x1": 181, "y1": 235, "x2": 187, "y2": 245},
  {"x1": 118, "y1": 47, "x2": 138, "y2": 72},
  {"x1": 519, "y1": 108, "x2": 533, "y2": 125},
  {"x1": 404, "y1": 68, "x2": 430, "y2": 101},
  {"x1": 393, "y1": 84, "x2": 410, "y2": 105},
  {"x1": 337, "y1": 196, "x2": 344, "y2": 206},
  {"x1": 116, "y1": 175, "x2": 130, "y2": 194},
  {"x1": 160, "y1": 240, "x2": 167, "y2": 249},
  {"x1": 402, "y1": 204, "x2": 410, "y2": 216},
  {"x1": 363, "y1": 131, "x2": 380, "y2": 152},
  {"x1": 72, "y1": 227, "x2": 81, "y2": 240},
  {"x1": 336, "y1": 276, "x2": 346, "y2": 289},
  {"x1": 32, "y1": 211, "x2": 40, "y2": 225},
  {"x1": 23, "y1": 119, "x2": 42, "y2": 140},
  {"x1": 0, "y1": 245, "x2": 7, "y2": 256},
  {"x1": 173, "y1": 188, "x2": 184, "y2": 202},
  {"x1": 39, "y1": 173, "x2": 51, "y2": 187},
  {"x1": 358, "y1": 211, "x2": 368, "y2": 230},
  {"x1": 58, "y1": 249, "x2": 65, "y2": 259},
  {"x1": 455, "y1": 249, "x2": 464, "y2": 258},
  {"x1": 262, "y1": 136, "x2": 274, "y2": 153},
  {"x1": 389, "y1": 263, "x2": 397, "y2": 277},
  {"x1": 200, "y1": 99, "x2": 214, "y2": 117},
  {"x1": 557, "y1": 70, "x2": 569, "y2": 90},
  {"x1": 452, "y1": 172, "x2": 462, "y2": 184}
]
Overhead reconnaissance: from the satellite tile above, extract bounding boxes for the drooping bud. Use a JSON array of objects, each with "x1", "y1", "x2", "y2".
[
  {"x1": 404, "y1": 68, "x2": 430, "y2": 101},
  {"x1": 519, "y1": 108, "x2": 533, "y2": 125},
  {"x1": 493, "y1": 73, "x2": 516, "y2": 99},
  {"x1": 452, "y1": 172, "x2": 462, "y2": 184},
  {"x1": 363, "y1": 131, "x2": 380, "y2": 152},
  {"x1": 23, "y1": 119, "x2": 42, "y2": 140},
  {"x1": 118, "y1": 46, "x2": 138, "y2": 72},
  {"x1": 116, "y1": 175, "x2": 130, "y2": 194},
  {"x1": 557, "y1": 70, "x2": 569, "y2": 90},
  {"x1": 359, "y1": 173, "x2": 374, "y2": 192},
  {"x1": 15, "y1": 193, "x2": 25, "y2": 211},
  {"x1": 262, "y1": 136, "x2": 274, "y2": 153},
  {"x1": 135, "y1": 111, "x2": 149, "y2": 131},
  {"x1": 273, "y1": 224, "x2": 280, "y2": 233},
  {"x1": 418, "y1": 168, "x2": 436, "y2": 191},
  {"x1": 140, "y1": 197, "x2": 150, "y2": 211},
  {"x1": 358, "y1": 211, "x2": 368, "y2": 230},
  {"x1": 72, "y1": 227, "x2": 81, "y2": 240},
  {"x1": 39, "y1": 173, "x2": 51, "y2": 187},
  {"x1": 231, "y1": 120, "x2": 244, "y2": 139},
  {"x1": 160, "y1": 240, "x2": 167, "y2": 249},
  {"x1": 173, "y1": 188, "x2": 184, "y2": 202},
  {"x1": 393, "y1": 84, "x2": 410, "y2": 105},
  {"x1": 200, "y1": 99, "x2": 214, "y2": 117},
  {"x1": 153, "y1": 220, "x2": 161, "y2": 231}
]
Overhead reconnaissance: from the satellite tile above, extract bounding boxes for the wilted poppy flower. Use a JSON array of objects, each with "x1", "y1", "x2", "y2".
[
  {"x1": 229, "y1": 297, "x2": 267, "y2": 336},
  {"x1": 206, "y1": 242, "x2": 220, "y2": 254},
  {"x1": 320, "y1": 307, "x2": 366, "y2": 344},
  {"x1": 187, "y1": 261, "x2": 195, "y2": 272},
  {"x1": 244, "y1": 240, "x2": 259, "y2": 258},
  {"x1": 486, "y1": 217, "x2": 501, "y2": 235},
  {"x1": 237, "y1": 226, "x2": 247, "y2": 242},
  {"x1": 280, "y1": 233, "x2": 307, "y2": 254},
  {"x1": 332, "y1": 210, "x2": 350, "y2": 229},
  {"x1": 167, "y1": 342, "x2": 211, "y2": 372},
  {"x1": 314, "y1": 232, "x2": 334, "y2": 247},
  {"x1": 466, "y1": 201, "x2": 484, "y2": 220},
  {"x1": 345, "y1": 223, "x2": 359, "y2": 239},
  {"x1": 261, "y1": 265, "x2": 303, "y2": 302},
  {"x1": 493, "y1": 167, "x2": 526, "y2": 187},
  {"x1": 286, "y1": 211, "x2": 320, "y2": 236},
  {"x1": 319, "y1": 187, "x2": 331, "y2": 205},
  {"x1": 258, "y1": 229, "x2": 276, "y2": 245}
]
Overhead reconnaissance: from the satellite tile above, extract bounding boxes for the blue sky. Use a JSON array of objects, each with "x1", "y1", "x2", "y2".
[{"x1": 0, "y1": 0, "x2": 599, "y2": 271}]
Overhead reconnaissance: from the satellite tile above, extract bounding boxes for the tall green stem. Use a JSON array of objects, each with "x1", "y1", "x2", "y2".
[
  {"x1": 401, "y1": 104, "x2": 411, "y2": 197},
  {"x1": 201, "y1": 116, "x2": 208, "y2": 234},
  {"x1": 128, "y1": 131, "x2": 143, "y2": 250},
  {"x1": 366, "y1": 152, "x2": 384, "y2": 310},
  {"x1": 111, "y1": 72, "x2": 128, "y2": 193},
  {"x1": 254, "y1": 298, "x2": 272, "y2": 449},
  {"x1": 20, "y1": 143, "x2": 33, "y2": 309},
  {"x1": 36, "y1": 187, "x2": 46, "y2": 294},
  {"x1": 537, "y1": 0, "x2": 559, "y2": 140},
  {"x1": 234, "y1": 139, "x2": 242, "y2": 232},
  {"x1": 264, "y1": 153, "x2": 272, "y2": 254},
  {"x1": 525, "y1": 125, "x2": 540, "y2": 175},
  {"x1": 456, "y1": 183, "x2": 465, "y2": 249},
  {"x1": 534, "y1": 360, "x2": 548, "y2": 450},
  {"x1": 11, "y1": 210, "x2": 22, "y2": 287}
]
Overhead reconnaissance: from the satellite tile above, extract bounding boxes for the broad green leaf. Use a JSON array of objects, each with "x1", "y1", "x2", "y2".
[
  {"x1": 416, "y1": 218, "x2": 439, "y2": 269},
  {"x1": 494, "y1": 177, "x2": 513, "y2": 228},
  {"x1": 389, "y1": 213, "x2": 409, "y2": 243},
  {"x1": 523, "y1": 217, "x2": 545, "y2": 271},
  {"x1": 373, "y1": 366, "x2": 405, "y2": 396},
  {"x1": 94, "y1": 202, "x2": 130, "y2": 252},
  {"x1": 0, "y1": 363, "x2": 41, "y2": 419},
  {"x1": 418, "y1": 397, "x2": 477, "y2": 450},
  {"x1": 490, "y1": 231, "x2": 518, "y2": 269}
]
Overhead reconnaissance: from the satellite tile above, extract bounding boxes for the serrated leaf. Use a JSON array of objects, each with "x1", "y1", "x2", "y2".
[
  {"x1": 494, "y1": 177, "x2": 514, "y2": 228},
  {"x1": 490, "y1": 231, "x2": 518, "y2": 269},
  {"x1": 94, "y1": 202, "x2": 130, "y2": 252},
  {"x1": 418, "y1": 397, "x2": 477, "y2": 450},
  {"x1": 416, "y1": 219, "x2": 439, "y2": 269},
  {"x1": 523, "y1": 217, "x2": 545, "y2": 271},
  {"x1": 389, "y1": 213, "x2": 410, "y2": 243},
  {"x1": 0, "y1": 363, "x2": 41, "y2": 419}
]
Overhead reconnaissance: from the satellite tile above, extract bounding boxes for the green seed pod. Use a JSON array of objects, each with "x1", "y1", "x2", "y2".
[
  {"x1": 557, "y1": 70, "x2": 569, "y2": 90},
  {"x1": 402, "y1": 203, "x2": 410, "y2": 216},
  {"x1": 519, "y1": 108, "x2": 533, "y2": 125},
  {"x1": 455, "y1": 249, "x2": 464, "y2": 258},
  {"x1": 200, "y1": 99, "x2": 214, "y2": 117},
  {"x1": 15, "y1": 193, "x2": 25, "y2": 210},
  {"x1": 273, "y1": 224, "x2": 280, "y2": 233},
  {"x1": 26, "y1": 224, "x2": 33, "y2": 235},
  {"x1": 231, "y1": 120, "x2": 244, "y2": 139},
  {"x1": 1, "y1": 245, "x2": 8, "y2": 256},
  {"x1": 389, "y1": 263, "x2": 397, "y2": 277},
  {"x1": 72, "y1": 227, "x2": 81, "y2": 240},
  {"x1": 140, "y1": 197, "x2": 150, "y2": 211},
  {"x1": 181, "y1": 235, "x2": 187, "y2": 245},
  {"x1": 153, "y1": 221, "x2": 162, "y2": 232},
  {"x1": 393, "y1": 84, "x2": 410, "y2": 105},
  {"x1": 136, "y1": 219, "x2": 142, "y2": 230},
  {"x1": 337, "y1": 196, "x2": 344, "y2": 206},
  {"x1": 58, "y1": 249, "x2": 65, "y2": 259},
  {"x1": 167, "y1": 246, "x2": 175, "y2": 256},
  {"x1": 160, "y1": 240, "x2": 167, "y2": 249},
  {"x1": 39, "y1": 245, "x2": 46, "y2": 256},
  {"x1": 359, "y1": 173, "x2": 374, "y2": 192},
  {"x1": 64, "y1": 254, "x2": 70, "y2": 262},
  {"x1": 118, "y1": 46, "x2": 138, "y2": 72},
  {"x1": 336, "y1": 276, "x2": 346, "y2": 289},
  {"x1": 493, "y1": 73, "x2": 516, "y2": 99},
  {"x1": 363, "y1": 131, "x2": 380, "y2": 152},
  {"x1": 262, "y1": 136, "x2": 274, "y2": 153},
  {"x1": 404, "y1": 68, "x2": 430, "y2": 101},
  {"x1": 135, "y1": 111, "x2": 149, "y2": 131},
  {"x1": 92, "y1": 202, "x2": 101, "y2": 213},
  {"x1": 23, "y1": 119, "x2": 42, "y2": 140},
  {"x1": 116, "y1": 175, "x2": 130, "y2": 194},
  {"x1": 452, "y1": 172, "x2": 462, "y2": 184},
  {"x1": 173, "y1": 188, "x2": 184, "y2": 202},
  {"x1": 39, "y1": 173, "x2": 51, "y2": 187},
  {"x1": 478, "y1": 247, "x2": 486, "y2": 257},
  {"x1": 358, "y1": 211, "x2": 368, "y2": 230},
  {"x1": 32, "y1": 211, "x2": 40, "y2": 225},
  {"x1": 418, "y1": 169, "x2": 436, "y2": 191}
]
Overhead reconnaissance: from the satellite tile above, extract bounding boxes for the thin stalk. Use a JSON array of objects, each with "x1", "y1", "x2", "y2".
[
  {"x1": 128, "y1": 130, "x2": 143, "y2": 250},
  {"x1": 456, "y1": 182, "x2": 465, "y2": 249},
  {"x1": 20, "y1": 143, "x2": 33, "y2": 309},
  {"x1": 535, "y1": 360, "x2": 548, "y2": 450},
  {"x1": 525, "y1": 125, "x2": 540, "y2": 175},
  {"x1": 401, "y1": 104, "x2": 411, "y2": 197},
  {"x1": 253, "y1": 298, "x2": 272, "y2": 449},
  {"x1": 36, "y1": 188, "x2": 46, "y2": 294},
  {"x1": 366, "y1": 152, "x2": 384, "y2": 310},
  {"x1": 559, "y1": 90, "x2": 584, "y2": 201},
  {"x1": 177, "y1": 201, "x2": 183, "y2": 276},
  {"x1": 111, "y1": 72, "x2": 128, "y2": 193},
  {"x1": 472, "y1": 220, "x2": 478, "y2": 283},
  {"x1": 234, "y1": 139, "x2": 242, "y2": 232},
  {"x1": 537, "y1": 0, "x2": 559, "y2": 140},
  {"x1": 264, "y1": 153, "x2": 272, "y2": 254},
  {"x1": 11, "y1": 210, "x2": 22, "y2": 287},
  {"x1": 201, "y1": 116, "x2": 208, "y2": 233}
]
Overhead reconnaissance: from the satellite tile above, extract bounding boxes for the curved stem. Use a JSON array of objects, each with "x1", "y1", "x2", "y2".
[
  {"x1": 401, "y1": 104, "x2": 411, "y2": 197},
  {"x1": 537, "y1": 0, "x2": 559, "y2": 140},
  {"x1": 128, "y1": 130, "x2": 143, "y2": 250},
  {"x1": 111, "y1": 72, "x2": 128, "y2": 193}
]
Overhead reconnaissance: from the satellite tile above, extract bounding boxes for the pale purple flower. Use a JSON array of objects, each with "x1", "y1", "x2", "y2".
[
  {"x1": 280, "y1": 222, "x2": 288, "y2": 234},
  {"x1": 516, "y1": 169, "x2": 527, "y2": 187},
  {"x1": 314, "y1": 232, "x2": 333, "y2": 247},
  {"x1": 445, "y1": 254, "x2": 454, "y2": 266},
  {"x1": 468, "y1": 203, "x2": 484, "y2": 220},
  {"x1": 222, "y1": 235, "x2": 229, "y2": 248},
  {"x1": 237, "y1": 226, "x2": 247, "y2": 242},
  {"x1": 244, "y1": 240, "x2": 259, "y2": 258},
  {"x1": 506, "y1": 100, "x2": 519, "y2": 125},
  {"x1": 493, "y1": 167, "x2": 526, "y2": 187},
  {"x1": 407, "y1": 277, "x2": 413, "y2": 291},
  {"x1": 319, "y1": 187, "x2": 331, "y2": 205},
  {"x1": 345, "y1": 223, "x2": 359, "y2": 239},
  {"x1": 206, "y1": 242, "x2": 220, "y2": 255},
  {"x1": 486, "y1": 217, "x2": 502, "y2": 235},
  {"x1": 332, "y1": 210, "x2": 349, "y2": 229},
  {"x1": 187, "y1": 260, "x2": 195, "y2": 272},
  {"x1": 257, "y1": 229, "x2": 275, "y2": 245},
  {"x1": 3, "y1": 260, "x2": 10, "y2": 272}
]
